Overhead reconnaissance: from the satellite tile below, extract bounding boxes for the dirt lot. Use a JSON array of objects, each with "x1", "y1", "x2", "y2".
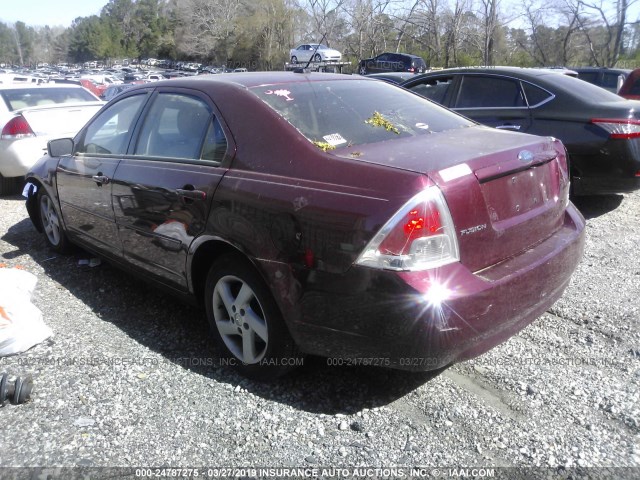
[{"x1": 0, "y1": 191, "x2": 638, "y2": 474}]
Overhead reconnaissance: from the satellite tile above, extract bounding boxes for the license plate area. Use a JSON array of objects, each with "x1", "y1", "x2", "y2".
[{"x1": 480, "y1": 163, "x2": 556, "y2": 221}]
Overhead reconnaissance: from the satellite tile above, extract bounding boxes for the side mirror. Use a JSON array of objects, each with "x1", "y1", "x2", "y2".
[{"x1": 48, "y1": 138, "x2": 74, "y2": 157}]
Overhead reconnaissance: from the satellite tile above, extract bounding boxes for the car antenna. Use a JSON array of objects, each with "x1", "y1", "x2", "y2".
[{"x1": 294, "y1": 33, "x2": 327, "y2": 74}]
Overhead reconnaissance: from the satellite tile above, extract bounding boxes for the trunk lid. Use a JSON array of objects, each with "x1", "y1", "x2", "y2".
[
  {"x1": 336, "y1": 125, "x2": 571, "y2": 272},
  {"x1": 18, "y1": 101, "x2": 103, "y2": 137}
]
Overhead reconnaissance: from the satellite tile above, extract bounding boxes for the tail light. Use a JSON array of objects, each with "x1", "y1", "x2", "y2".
[
  {"x1": 356, "y1": 186, "x2": 459, "y2": 271},
  {"x1": 591, "y1": 118, "x2": 640, "y2": 139},
  {"x1": 1, "y1": 115, "x2": 35, "y2": 139}
]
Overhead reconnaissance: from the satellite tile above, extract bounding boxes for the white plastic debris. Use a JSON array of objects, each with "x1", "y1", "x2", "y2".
[
  {"x1": 22, "y1": 181, "x2": 37, "y2": 198},
  {"x1": 0, "y1": 268, "x2": 53, "y2": 356}
]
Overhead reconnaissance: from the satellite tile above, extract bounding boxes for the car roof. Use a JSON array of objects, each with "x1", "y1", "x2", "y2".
[{"x1": 135, "y1": 72, "x2": 365, "y2": 90}]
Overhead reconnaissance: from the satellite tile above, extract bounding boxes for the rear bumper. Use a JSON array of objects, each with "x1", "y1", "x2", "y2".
[
  {"x1": 0, "y1": 137, "x2": 48, "y2": 177},
  {"x1": 573, "y1": 174, "x2": 640, "y2": 195},
  {"x1": 276, "y1": 203, "x2": 585, "y2": 370},
  {"x1": 571, "y1": 139, "x2": 640, "y2": 195}
]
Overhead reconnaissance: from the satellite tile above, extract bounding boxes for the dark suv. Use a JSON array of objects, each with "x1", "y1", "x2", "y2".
[
  {"x1": 573, "y1": 67, "x2": 630, "y2": 93},
  {"x1": 358, "y1": 52, "x2": 426, "y2": 75}
]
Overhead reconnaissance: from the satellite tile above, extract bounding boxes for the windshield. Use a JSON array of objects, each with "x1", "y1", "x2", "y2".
[{"x1": 251, "y1": 79, "x2": 472, "y2": 148}]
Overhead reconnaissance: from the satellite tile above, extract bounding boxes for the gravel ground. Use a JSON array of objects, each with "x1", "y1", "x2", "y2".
[{"x1": 0, "y1": 190, "x2": 638, "y2": 475}]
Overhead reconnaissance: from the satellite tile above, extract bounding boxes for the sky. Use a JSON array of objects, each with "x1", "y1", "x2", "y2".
[
  {"x1": 0, "y1": 0, "x2": 638, "y2": 30},
  {"x1": 0, "y1": 0, "x2": 108, "y2": 27}
]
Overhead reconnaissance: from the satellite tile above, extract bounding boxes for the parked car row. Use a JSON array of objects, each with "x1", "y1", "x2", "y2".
[{"x1": 23, "y1": 72, "x2": 585, "y2": 380}]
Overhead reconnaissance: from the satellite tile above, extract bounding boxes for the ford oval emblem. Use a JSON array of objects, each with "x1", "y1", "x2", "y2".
[{"x1": 518, "y1": 150, "x2": 534, "y2": 164}]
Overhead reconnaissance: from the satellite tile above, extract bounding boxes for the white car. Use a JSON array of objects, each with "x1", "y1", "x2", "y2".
[
  {"x1": 0, "y1": 84, "x2": 104, "y2": 195},
  {"x1": 289, "y1": 44, "x2": 342, "y2": 64}
]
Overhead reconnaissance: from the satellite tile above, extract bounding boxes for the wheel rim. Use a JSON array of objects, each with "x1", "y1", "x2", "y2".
[
  {"x1": 359, "y1": 67, "x2": 366, "y2": 75},
  {"x1": 314, "y1": 54, "x2": 321, "y2": 62},
  {"x1": 212, "y1": 275, "x2": 268, "y2": 364},
  {"x1": 40, "y1": 195, "x2": 61, "y2": 246},
  {"x1": 291, "y1": 56, "x2": 297, "y2": 64}
]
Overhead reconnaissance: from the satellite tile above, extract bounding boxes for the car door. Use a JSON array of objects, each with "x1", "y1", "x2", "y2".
[
  {"x1": 451, "y1": 74, "x2": 533, "y2": 133},
  {"x1": 56, "y1": 91, "x2": 150, "y2": 258},
  {"x1": 111, "y1": 88, "x2": 232, "y2": 291},
  {"x1": 297, "y1": 45, "x2": 310, "y2": 63}
]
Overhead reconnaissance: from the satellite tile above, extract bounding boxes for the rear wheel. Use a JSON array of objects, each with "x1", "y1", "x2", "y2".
[
  {"x1": 290, "y1": 56, "x2": 298, "y2": 64},
  {"x1": 205, "y1": 255, "x2": 300, "y2": 380},
  {"x1": 359, "y1": 65, "x2": 367, "y2": 75},
  {"x1": 38, "y1": 191, "x2": 71, "y2": 253}
]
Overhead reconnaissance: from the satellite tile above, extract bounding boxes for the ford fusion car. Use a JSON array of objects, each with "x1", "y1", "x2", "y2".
[
  {"x1": 401, "y1": 67, "x2": 640, "y2": 195},
  {"x1": 25, "y1": 72, "x2": 585, "y2": 379}
]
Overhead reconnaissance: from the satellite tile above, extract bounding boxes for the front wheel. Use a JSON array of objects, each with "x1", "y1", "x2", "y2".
[
  {"x1": 205, "y1": 255, "x2": 300, "y2": 380},
  {"x1": 39, "y1": 191, "x2": 71, "y2": 253},
  {"x1": 359, "y1": 65, "x2": 367, "y2": 75},
  {"x1": 314, "y1": 54, "x2": 322, "y2": 62}
]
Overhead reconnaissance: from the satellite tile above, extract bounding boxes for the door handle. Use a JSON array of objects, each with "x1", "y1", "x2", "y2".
[
  {"x1": 92, "y1": 174, "x2": 110, "y2": 185},
  {"x1": 495, "y1": 124, "x2": 521, "y2": 131},
  {"x1": 175, "y1": 188, "x2": 207, "y2": 201}
]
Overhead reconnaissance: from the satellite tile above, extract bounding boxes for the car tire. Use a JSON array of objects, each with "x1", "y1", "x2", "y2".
[
  {"x1": 359, "y1": 65, "x2": 367, "y2": 75},
  {"x1": 314, "y1": 54, "x2": 322, "y2": 63},
  {"x1": 290, "y1": 56, "x2": 297, "y2": 64},
  {"x1": 205, "y1": 254, "x2": 301, "y2": 380},
  {"x1": 38, "y1": 190, "x2": 71, "y2": 253}
]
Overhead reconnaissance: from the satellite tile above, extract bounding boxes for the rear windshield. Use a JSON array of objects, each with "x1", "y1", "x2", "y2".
[
  {"x1": 548, "y1": 73, "x2": 628, "y2": 103},
  {"x1": 251, "y1": 79, "x2": 472, "y2": 148},
  {"x1": 0, "y1": 87, "x2": 96, "y2": 111}
]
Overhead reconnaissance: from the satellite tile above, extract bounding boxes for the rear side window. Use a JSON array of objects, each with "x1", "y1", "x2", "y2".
[
  {"x1": 1, "y1": 87, "x2": 96, "y2": 110},
  {"x1": 455, "y1": 76, "x2": 525, "y2": 108},
  {"x1": 76, "y1": 94, "x2": 147, "y2": 155},
  {"x1": 251, "y1": 79, "x2": 472, "y2": 148},
  {"x1": 134, "y1": 93, "x2": 212, "y2": 160},
  {"x1": 522, "y1": 82, "x2": 553, "y2": 107}
]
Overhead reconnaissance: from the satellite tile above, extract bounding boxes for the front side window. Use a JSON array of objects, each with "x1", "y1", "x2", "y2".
[
  {"x1": 134, "y1": 93, "x2": 212, "y2": 160},
  {"x1": 251, "y1": 79, "x2": 472, "y2": 148},
  {"x1": 455, "y1": 75, "x2": 526, "y2": 108},
  {"x1": 76, "y1": 93, "x2": 147, "y2": 155},
  {"x1": 408, "y1": 76, "x2": 455, "y2": 105}
]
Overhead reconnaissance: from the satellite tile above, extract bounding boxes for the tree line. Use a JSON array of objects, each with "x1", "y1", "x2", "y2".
[{"x1": 0, "y1": 0, "x2": 638, "y2": 70}]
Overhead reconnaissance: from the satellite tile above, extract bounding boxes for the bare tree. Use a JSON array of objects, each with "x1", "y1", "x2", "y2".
[
  {"x1": 564, "y1": 0, "x2": 635, "y2": 66},
  {"x1": 175, "y1": 0, "x2": 242, "y2": 59}
]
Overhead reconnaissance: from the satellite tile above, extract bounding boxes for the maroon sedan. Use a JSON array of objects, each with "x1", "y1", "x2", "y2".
[{"x1": 25, "y1": 72, "x2": 585, "y2": 379}]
